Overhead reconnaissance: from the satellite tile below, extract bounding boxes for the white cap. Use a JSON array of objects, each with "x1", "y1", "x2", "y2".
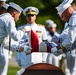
[
  {"x1": 56, "y1": 0, "x2": 73, "y2": 16},
  {"x1": 23, "y1": 7, "x2": 39, "y2": 16},
  {"x1": 9, "y1": 2, "x2": 23, "y2": 13},
  {"x1": 0, "y1": 0, "x2": 6, "y2": 1},
  {"x1": 2, "y1": 3, "x2": 9, "y2": 9},
  {"x1": 45, "y1": 20, "x2": 57, "y2": 28}
]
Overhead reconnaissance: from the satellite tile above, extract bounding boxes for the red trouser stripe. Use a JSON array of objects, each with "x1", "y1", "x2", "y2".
[{"x1": 31, "y1": 30, "x2": 39, "y2": 52}]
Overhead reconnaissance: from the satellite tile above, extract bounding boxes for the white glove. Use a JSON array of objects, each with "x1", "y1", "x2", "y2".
[
  {"x1": 54, "y1": 49, "x2": 63, "y2": 56},
  {"x1": 23, "y1": 45, "x2": 32, "y2": 55},
  {"x1": 51, "y1": 47, "x2": 58, "y2": 53},
  {"x1": 18, "y1": 41, "x2": 32, "y2": 54},
  {"x1": 51, "y1": 43, "x2": 63, "y2": 56},
  {"x1": 24, "y1": 26, "x2": 31, "y2": 32}
]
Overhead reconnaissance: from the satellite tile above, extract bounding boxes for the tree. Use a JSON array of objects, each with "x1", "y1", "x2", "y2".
[{"x1": 7, "y1": 0, "x2": 76, "y2": 32}]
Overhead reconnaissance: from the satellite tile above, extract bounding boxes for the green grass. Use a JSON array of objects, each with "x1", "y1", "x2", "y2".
[{"x1": 7, "y1": 66, "x2": 20, "y2": 75}]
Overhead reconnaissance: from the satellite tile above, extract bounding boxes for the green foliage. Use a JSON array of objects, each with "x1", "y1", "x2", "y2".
[
  {"x1": 7, "y1": 66, "x2": 20, "y2": 75},
  {"x1": 6, "y1": 0, "x2": 76, "y2": 32}
]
